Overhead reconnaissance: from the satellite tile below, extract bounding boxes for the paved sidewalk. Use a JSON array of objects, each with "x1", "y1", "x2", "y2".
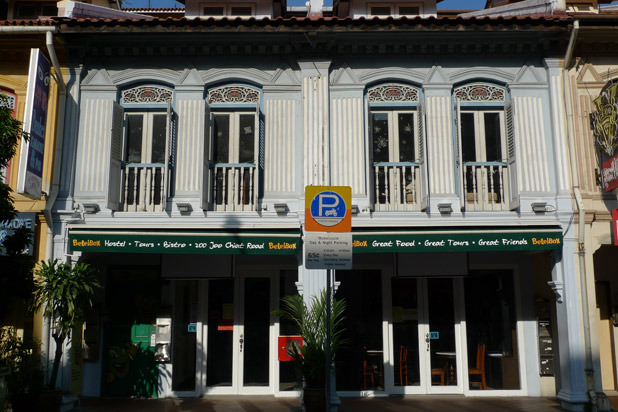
[{"x1": 78, "y1": 395, "x2": 585, "y2": 412}]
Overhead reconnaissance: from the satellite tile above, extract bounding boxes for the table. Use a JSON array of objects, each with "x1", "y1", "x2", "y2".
[{"x1": 436, "y1": 351, "x2": 457, "y2": 385}]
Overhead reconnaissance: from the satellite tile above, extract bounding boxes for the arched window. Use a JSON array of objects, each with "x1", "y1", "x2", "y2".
[
  {"x1": 367, "y1": 83, "x2": 425, "y2": 211},
  {"x1": 119, "y1": 84, "x2": 175, "y2": 212},
  {"x1": 206, "y1": 85, "x2": 261, "y2": 211},
  {"x1": 453, "y1": 82, "x2": 512, "y2": 211}
]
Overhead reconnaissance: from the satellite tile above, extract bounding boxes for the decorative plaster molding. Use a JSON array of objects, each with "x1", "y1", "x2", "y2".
[
  {"x1": 514, "y1": 65, "x2": 544, "y2": 84},
  {"x1": 331, "y1": 64, "x2": 360, "y2": 85},
  {"x1": 81, "y1": 68, "x2": 114, "y2": 86},
  {"x1": 548, "y1": 280, "x2": 564, "y2": 303},
  {"x1": 271, "y1": 67, "x2": 301, "y2": 86},
  {"x1": 0, "y1": 75, "x2": 27, "y2": 93},
  {"x1": 112, "y1": 68, "x2": 180, "y2": 87},
  {"x1": 358, "y1": 68, "x2": 425, "y2": 86},
  {"x1": 450, "y1": 68, "x2": 515, "y2": 84},
  {"x1": 425, "y1": 65, "x2": 449, "y2": 84},
  {"x1": 202, "y1": 67, "x2": 270, "y2": 87},
  {"x1": 177, "y1": 68, "x2": 204, "y2": 86}
]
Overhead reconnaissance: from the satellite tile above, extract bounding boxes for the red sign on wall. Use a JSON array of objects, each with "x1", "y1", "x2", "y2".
[
  {"x1": 278, "y1": 336, "x2": 303, "y2": 361},
  {"x1": 602, "y1": 154, "x2": 618, "y2": 193}
]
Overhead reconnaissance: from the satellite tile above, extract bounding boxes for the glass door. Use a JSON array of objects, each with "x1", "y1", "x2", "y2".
[
  {"x1": 388, "y1": 277, "x2": 464, "y2": 394},
  {"x1": 204, "y1": 274, "x2": 275, "y2": 395},
  {"x1": 424, "y1": 278, "x2": 463, "y2": 393}
]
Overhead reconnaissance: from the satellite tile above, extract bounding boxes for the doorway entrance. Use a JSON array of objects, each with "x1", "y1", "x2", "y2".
[
  {"x1": 204, "y1": 273, "x2": 276, "y2": 395},
  {"x1": 390, "y1": 277, "x2": 464, "y2": 394},
  {"x1": 390, "y1": 270, "x2": 521, "y2": 394}
]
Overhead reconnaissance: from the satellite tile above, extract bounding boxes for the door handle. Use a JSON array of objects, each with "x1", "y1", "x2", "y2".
[
  {"x1": 425, "y1": 333, "x2": 430, "y2": 351},
  {"x1": 239, "y1": 334, "x2": 244, "y2": 352}
]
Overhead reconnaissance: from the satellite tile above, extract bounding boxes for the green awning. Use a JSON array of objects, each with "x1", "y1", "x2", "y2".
[
  {"x1": 69, "y1": 229, "x2": 300, "y2": 255},
  {"x1": 352, "y1": 227, "x2": 563, "y2": 253}
]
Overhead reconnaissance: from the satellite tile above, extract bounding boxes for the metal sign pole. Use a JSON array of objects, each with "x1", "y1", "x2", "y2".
[{"x1": 325, "y1": 268, "x2": 331, "y2": 412}]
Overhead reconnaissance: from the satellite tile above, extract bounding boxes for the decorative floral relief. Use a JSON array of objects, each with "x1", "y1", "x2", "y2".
[
  {"x1": 208, "y1": 86, "x2": 259, "y2": 104},
  {"x1": 453, "y1": 84, "x2": 506, "y2": 103},
  {"x1": 368, "y1": 84, "x2": 419, "y2": 103},
  {"x1": 0, "y1": 93, "x2": 16, "y2": 110},
  {"x1": 121, "y1": 86, "x2": 173, "y2": 104}
]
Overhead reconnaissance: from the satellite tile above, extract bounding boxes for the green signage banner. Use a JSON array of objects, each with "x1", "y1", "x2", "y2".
[
  {"x1": 352, "y1": 229, "x2": 563, "y2": 253},
  {"x1": 69, "y1": 230, "x2": 300, "y2": 255},
  {"x1": 69, "y1": 227, "x2": 563, "y2": 255}
]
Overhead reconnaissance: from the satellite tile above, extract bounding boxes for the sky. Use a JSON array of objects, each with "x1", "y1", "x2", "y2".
[{"x1": 122, "y1": 0, "x2": 618, "y2": 12}]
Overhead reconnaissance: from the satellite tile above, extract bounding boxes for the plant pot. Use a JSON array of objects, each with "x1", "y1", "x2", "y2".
[
  {"x1": 35, "y1": 389, "x2": 62, "y2": 412},
  {"x1": 303, "y1": 387, "x2": 325, "y2": 412},
  {"x1": 12, "y1": 389, "x2": 62, "y2": 412}
]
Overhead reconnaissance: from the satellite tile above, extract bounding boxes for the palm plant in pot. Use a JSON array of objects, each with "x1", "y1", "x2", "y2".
[
  {"x1": 273, "y1": 290, "x2": 346, "y2": 412},
  {"x1": 30, "y1": 259, "x2": 100, "y2": 410}
]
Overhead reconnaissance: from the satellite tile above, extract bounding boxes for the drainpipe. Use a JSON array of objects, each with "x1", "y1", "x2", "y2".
[
  {"x1": 562, "y1": 20, "x2": 597, "y2": 410},
  {"x1": 44, "y1": 30, "x2": 67, "y2": 388}
]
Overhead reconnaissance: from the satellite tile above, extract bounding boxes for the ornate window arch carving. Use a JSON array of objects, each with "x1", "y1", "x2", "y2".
[
  {"x1": 367, "y1": 83, "x2": 419, "y2": 103},
  {"x1": 0, "y1": 91, "x2": 16, "y2": 110},
  {"x1": 453, "y1": 83, "x2": 506, "y2": 103},
  {"x1": 121, "y1": 85, "x2": 174, "y2": 105},
  {"x1": 207, "y1": 85, "x2": 260, "y2": 104}
]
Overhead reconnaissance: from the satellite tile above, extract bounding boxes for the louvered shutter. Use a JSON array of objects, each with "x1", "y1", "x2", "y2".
[
  {"x1": 417, "y1": 98, "x2": 429, "y2": 211},
  {"x1": 257, "y1": 104, "x2": 265, "y2": 202},
  {"x1": 505, "y1": 100, "x2": 519, "y2": 210},
  {"x1": 200, "y1": 101, "x2": 211, "y2": 210},
  {"x1": 163, "y1": 101, "x2": 175, "y2": 208},
  {"x1": 106, "y1": 101, "x2": 124, "y2": 211},
  {"x1": 455, "y1": 99, "x2": 464, "y2": 210}
]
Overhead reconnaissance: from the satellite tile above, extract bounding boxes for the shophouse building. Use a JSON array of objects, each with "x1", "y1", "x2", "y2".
[
  {"x1": 560, "y1": 7, "x2": 618, "y2": 405},
  {"x1": 42, "y1": 0, "x2": 603, "y2": 410},
  {"x1": 0, "y1": 13, "x2": 65, "y2": 346}
]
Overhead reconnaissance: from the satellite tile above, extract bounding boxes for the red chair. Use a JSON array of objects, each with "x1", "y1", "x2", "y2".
[
  {"x1": 399, "y1": 345, "x2": 408, "y2": 386},
  {"x1": 469, "y1": 343, "x2": 487, "y2": 389},
  {"x1": 362, "y1": 346, "x2": 374, "y2": 389}
]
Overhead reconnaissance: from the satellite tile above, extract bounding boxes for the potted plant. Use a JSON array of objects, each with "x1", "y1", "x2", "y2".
[
  {"x1": 31, "y1": 259, "x2": 100, "y2": 407},
  {"x1": 273, "y1": 290, "x2": 346, "y2": 412},
  {"x1": 0, "y1": 327, "x2": 46, "y2": 412}
]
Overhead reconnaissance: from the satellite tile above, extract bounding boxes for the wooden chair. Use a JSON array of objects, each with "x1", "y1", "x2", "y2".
[
  {"x1": 431, "y1": 364, "x2": 446, "y2": 385},
  {"x1": 362, "y1": 346, "x2": 374, "y2": 389},
  {"x1": 399, "y1": 346, "x2": 408, "y2": 386},
  {"x1": 469, "y1": 343, "x2": 487, "y2": 389}
]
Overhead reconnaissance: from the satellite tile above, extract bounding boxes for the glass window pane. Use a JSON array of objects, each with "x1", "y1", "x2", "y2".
[
  {"x1": 484, "y1": 112, "x2": 502, "y2": 162},
  {"x1": 243, "y1": 277, "x2": 270, "y2": 386},
  {"x1": 206, "y1": 279, "x2": 234, "y2": 387},
  {"x1": 335, "y1": 270, "x2": 383, "y2": 391},
  {"x1": 279, "y1": 270, "x2": 302, "y2": 392},
  {"x1": 126, "y1": 114, "x2": 144, "y2": 164},
  {"x1": 231, "y1": 6, "x2": 252, "y2": 15},
  {"x1": 238, "y1": 114, "x2": 255, "y2": 163},
  {"x1": 398, "y1": 6, "x2": 419, "y2": 15},
  {"x1": 372, "y1": 113, "x2": 389, "y2": 163},
  {"x1": 428, "y1": 278, "x2": 457, "y2": 386},
  {"x1": 151, "y1": 114, "x2": 167, "y2": 164},
  {"x1": 203, "y1": 6, "x2": 224, "y2": 15},
  {"x1": 371, "y1": 6, "x2": 391, "y2": 15},
  {"x1": 391, "y1": 278, "x2": 420, "y2": 386},
  {"x1": 461, "y1": 112, "x2": 476, "y2": 162},
  {"x1": 464, "y1": 270, "x2": 520, "y2": 390},
  {"x1": 397, "y1": 113, "x2": 415, "y2": 162},
  {"x1": 213, "y1": 114, "x2": 230, "y2": 163}
]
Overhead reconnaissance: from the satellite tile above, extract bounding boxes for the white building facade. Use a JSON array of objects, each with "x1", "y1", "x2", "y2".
[{"x1": 47, "y1": 3, "x2": 596, "y2": 410}]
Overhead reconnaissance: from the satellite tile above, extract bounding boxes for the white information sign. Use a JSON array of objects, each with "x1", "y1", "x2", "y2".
[{"x1": 305, "y1": 232, "x2": 353, "y2": 270}]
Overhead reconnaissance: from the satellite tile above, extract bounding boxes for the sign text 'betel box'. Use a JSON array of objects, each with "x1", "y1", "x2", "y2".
[{"x1": 305, "y1": 186, "x2": 352, "y2": 233}]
